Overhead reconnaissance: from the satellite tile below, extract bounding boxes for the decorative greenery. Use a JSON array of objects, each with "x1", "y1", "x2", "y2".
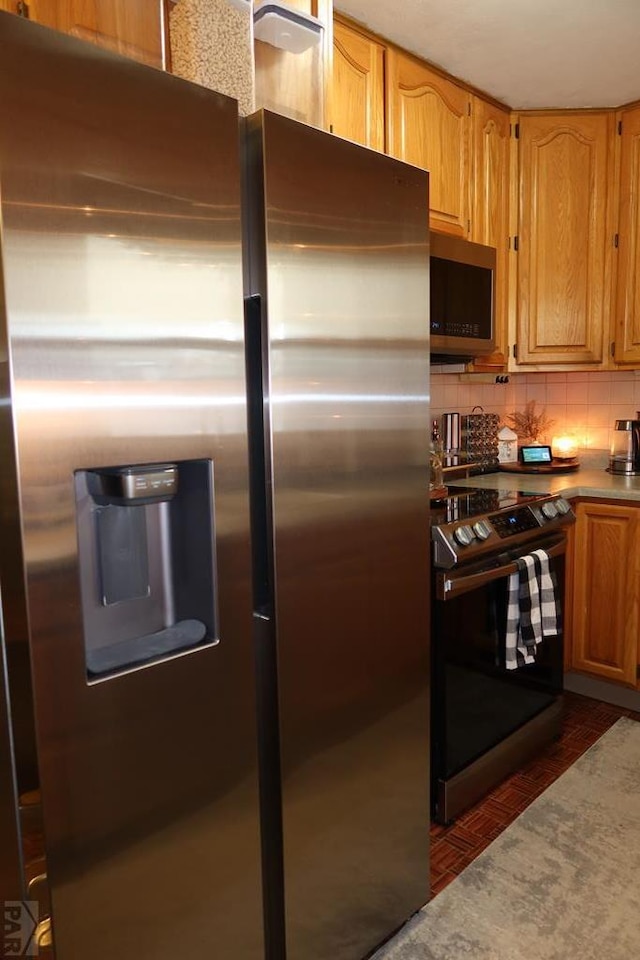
[{"x1": 505, "y1": 400, "x2": 555, "y2": 443}]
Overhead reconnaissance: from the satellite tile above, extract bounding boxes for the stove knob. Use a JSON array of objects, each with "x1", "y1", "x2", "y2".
[
  {"x1": 472, "y1": 519, "x2": 491, "y2": 541},
  {"x1": 541, "y1": 500, "x2": 559, "y2": 520},
  {"x1": 555, "y1": 497, "x2": 571, "y2": 515},
  {"x1": 453, "y1": 524, "x2": 474, "y2": 546}
]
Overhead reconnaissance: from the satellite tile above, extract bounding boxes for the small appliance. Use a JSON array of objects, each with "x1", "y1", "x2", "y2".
[{"x1": 608, "y1": 415, "x2": 640, "y2": 475}]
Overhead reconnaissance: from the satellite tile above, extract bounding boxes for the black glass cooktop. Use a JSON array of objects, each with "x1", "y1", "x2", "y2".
[{"x1": 430, "y1": 486, "x2": 546, "y2": 526}]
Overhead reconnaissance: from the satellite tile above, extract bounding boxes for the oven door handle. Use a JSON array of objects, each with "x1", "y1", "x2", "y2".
[{"x1": 438, "y1": 537, "x2": 567, "y2": 600}]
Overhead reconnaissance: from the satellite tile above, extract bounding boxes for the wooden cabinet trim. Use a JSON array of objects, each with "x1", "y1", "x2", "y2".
[
  {"x1": 394, "y1": 74, "x2": 468, "y2": 119},
  {"x1": 531, "y1": 123, "x2": 605, "y2": 149},
  {"x1": 334, "y1": 33, "x2": 368, "y2": 72}
]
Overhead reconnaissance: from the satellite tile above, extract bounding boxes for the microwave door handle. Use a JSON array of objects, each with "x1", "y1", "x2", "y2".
[{"x1": 439, "y1": 537, "x2": 567, "y2": 600}]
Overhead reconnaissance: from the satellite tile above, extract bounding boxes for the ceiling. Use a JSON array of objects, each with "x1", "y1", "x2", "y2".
[{"x1": 336, "y1": 0, "x2": 640, "y2": 110}]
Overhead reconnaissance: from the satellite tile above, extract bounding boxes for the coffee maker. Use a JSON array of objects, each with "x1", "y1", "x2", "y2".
[{"x1": 609, "y1": 415, "x2": 640, "y2": 475}]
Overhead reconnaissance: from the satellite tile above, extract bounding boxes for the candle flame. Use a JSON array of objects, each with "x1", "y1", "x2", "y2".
[{"x1": 551, "y1": 435, "x2": 578, "y2": 459}]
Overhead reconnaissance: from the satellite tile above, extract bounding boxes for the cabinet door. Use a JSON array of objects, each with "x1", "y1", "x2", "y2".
[
  {"x1": 613, "y1": 105, "x2": 640, "y2": 364},
  {"x1": 387, "y1": 49, "x2": 470, "y2": 237},
  {"x1": 515, "y1": 113, "x2": 613, "y2": 365},
  {"x1": 56, "y1": 0, "x2": 164, "y2": 68},
  {"x1": 0, "y1": 0, "x2": 56, "y2": 21},
  {"x1": 470, "y1": 97, "x2": 510, "y2": 367},
  {"x1": 331, "y1": 19, "x2": 384, "y2": 151},
  {"x1": 571, "y1": 501, "x2": 639, "y2": 686}
]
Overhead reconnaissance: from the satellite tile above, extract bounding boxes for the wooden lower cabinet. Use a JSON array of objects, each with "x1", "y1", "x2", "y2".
[{"x1": 569, "y1": 500, "x2": 640, "y2": 686}]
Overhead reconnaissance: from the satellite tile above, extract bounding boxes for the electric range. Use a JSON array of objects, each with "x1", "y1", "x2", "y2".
[
  {"x1": 429, "y1": 485, "x2": 576, "y2": 823},
  {"x1": 431, "y1": 486, "x2": 575, "y2": 570}
]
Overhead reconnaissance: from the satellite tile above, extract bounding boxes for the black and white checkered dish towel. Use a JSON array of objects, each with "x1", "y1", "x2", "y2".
[{"x1": 505, "y1": 548, "x2": 560, "y2": 670}]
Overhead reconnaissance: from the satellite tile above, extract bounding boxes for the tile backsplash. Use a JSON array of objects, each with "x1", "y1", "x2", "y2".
[{"x1": 431, "y1": 370, "x2": 640, "y2": 454}]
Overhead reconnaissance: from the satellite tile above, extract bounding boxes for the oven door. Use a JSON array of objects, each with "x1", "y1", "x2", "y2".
[{"x1": 431, "y1": 533, "x2": 566, "y2": 821}]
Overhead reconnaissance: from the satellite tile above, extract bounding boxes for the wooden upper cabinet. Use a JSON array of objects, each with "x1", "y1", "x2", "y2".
[
  {"x1": 472, "y1": 98, "x2": 510, "y2": 247},
  {"x1": 55, "y1": 1, "x2": 164, "y2": 67},
  {"x1": 515, "y1": 112, "x2": 613, "y2": 365},
  {"x1": 0, "y1": 0, "x2": 57, "y2": 23},
  {"x1": 613, "y1": 105, "x2": 640, "y2": 364},
  {"x1": 331, "y1": 19, "x2": 385, "y2": 151},
  {"x1": 6, "y1": 1, "x2": 165, "y2": 67},
  {"x1": 470, "y1": 97, "x2": 511, "y2": 367},
  {"x1": 570, "y1": 501, "x2": 640, "y2": 687},
  {"x1": 386, "y1": 49, "x2": 471, "y2": 237}
]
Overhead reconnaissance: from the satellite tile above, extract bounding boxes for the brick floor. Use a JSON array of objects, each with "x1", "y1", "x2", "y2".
[{"x1": 430, "y1": 690, "x2": 640, "y2": 898}]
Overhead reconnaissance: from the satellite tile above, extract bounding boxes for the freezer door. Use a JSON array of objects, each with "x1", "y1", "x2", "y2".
[
  {"x1": 0, "y1": 14, "x2": 263, "y2": 960},
  {"x1": 246, "y1": 111, "x2": 431, "y2": 960}
]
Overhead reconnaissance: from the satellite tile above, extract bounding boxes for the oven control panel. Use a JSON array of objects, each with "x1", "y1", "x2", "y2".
[
  {"x1": 432, "y1": 494, "x2": 575, "y2": 569},
  {"x1": 489, "y1": 506, "x2": 539, "y2": 538}
]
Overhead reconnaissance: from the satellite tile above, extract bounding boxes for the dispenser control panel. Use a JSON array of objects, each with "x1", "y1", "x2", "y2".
[
  {"x1": 87, "y1": 464, "x2": 178, "y2": 505},
  {"x1": 121, "y1": 466, "x2": 178, "y2": 501}
]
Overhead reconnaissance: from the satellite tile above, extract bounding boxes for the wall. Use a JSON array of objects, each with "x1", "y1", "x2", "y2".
[
  {"x1": 169, "y1": 0, "x2": 255, "y2": 115},
  {"x1": 431, "y1": 369, "x2": 640, "y2": 455}
]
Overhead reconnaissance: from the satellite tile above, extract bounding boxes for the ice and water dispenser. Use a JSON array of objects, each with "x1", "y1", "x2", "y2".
[{"x1": 74, "y1": 460, "x2": 217, "y2": 680}]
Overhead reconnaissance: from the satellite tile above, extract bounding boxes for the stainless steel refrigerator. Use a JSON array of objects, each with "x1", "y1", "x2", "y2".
[
  {"x1": 0, "y1": 13, "x2": 264, "y2": 960},
  {"x1": 243, "y1": 112, "x2": 431, "y2": 960},
  {"x1": 0, "y1": 12, "x2": 430, "y2": 960}
]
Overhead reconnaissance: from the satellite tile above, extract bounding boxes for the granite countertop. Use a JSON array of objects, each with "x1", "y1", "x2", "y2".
[{"x1": 450, "y1": 452, "x2": 640, "y2": 502}]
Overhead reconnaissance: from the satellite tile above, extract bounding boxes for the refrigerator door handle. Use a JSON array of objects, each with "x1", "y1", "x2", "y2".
[
  {"x1": 252, "y1": 608, "x2": 286, "y2": 960},
  {"x1": 244, "y1": 294, "x2": 273, "y2": 618},
  {"x1": 245, "y1": 294, "x2": 286, "y2": 959}
]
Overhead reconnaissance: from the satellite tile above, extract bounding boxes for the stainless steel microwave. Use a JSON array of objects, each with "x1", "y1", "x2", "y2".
[{"x1": 430, "y1": 233, "x2": 496, "y2": 359}]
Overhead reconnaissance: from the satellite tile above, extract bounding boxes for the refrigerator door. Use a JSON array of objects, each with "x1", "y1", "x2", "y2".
[
  {"x1": 0, "y1": 591, "x2": 24, "y2": 902},
  {"x1": 245, "y1": 111, "x2": 430, "y2": 960},
  {"x1": 0, "y1": 191, "x2": 26, "y2": 905},
  {"x1": 0, "y1": 14, "x2": 263, "y2": 960}
]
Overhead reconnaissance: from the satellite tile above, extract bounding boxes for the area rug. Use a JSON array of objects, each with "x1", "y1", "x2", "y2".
[{"x1": 373, "y1": 716, "x2": 640, "y2": 960}]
